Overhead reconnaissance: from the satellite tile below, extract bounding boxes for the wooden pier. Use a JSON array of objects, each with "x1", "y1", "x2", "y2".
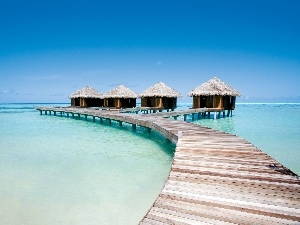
[{"x1": 36, "y1": 107, "x2": 300, "y2": 225}]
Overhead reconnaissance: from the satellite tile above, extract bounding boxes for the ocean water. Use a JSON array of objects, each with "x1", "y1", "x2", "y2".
[
  {"x1": 1, "y1": 103, "x2": 299, "y2": 225},
  {"x1": 0, "y1": 104, "x2": 175, "y2": 225}
]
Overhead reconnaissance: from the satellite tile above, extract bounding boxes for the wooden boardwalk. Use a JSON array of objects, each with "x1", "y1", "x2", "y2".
[{"x1": 36, "y1": 107, "x2": 300, "y2": 225}]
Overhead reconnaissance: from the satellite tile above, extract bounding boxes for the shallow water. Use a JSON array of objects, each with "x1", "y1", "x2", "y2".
[
  {"x1": 0, "y1": 104, "x2": 175, "y2": 225},
  {"x1": 1, "y1": 102, "x2": 299, "y2": 225}
]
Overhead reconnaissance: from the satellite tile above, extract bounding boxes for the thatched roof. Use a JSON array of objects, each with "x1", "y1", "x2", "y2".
[
  {"x1": 139, "y1": 82, "x2": 182, "y2": 98},
  {"x1": 69, "y1": 86, "x2": 103, "y2": 99},
  {"x1": 188, "y1": 77, "x2": 241, "y2": 97},
  {"x1": 103, "y1": 85, "x2": 138, "y2": 98}
]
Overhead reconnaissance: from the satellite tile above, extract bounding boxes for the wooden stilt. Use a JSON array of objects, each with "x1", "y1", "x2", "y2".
[
  {"x1": 93, "y1": 116, "x2": 95, "y2": 122},
  {"x1": 183, "y1": 115, "x2": 187, "y2": 121},
  {"x1": 119, "y1": 121, "x2": 122, "y2": 126},
  {"x1": 132, "y1": 124, "x2": 136, "y2": 129}
]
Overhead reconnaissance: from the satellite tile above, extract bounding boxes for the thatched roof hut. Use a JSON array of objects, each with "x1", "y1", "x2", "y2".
[
  {"x1": 188, "y1": 77, "x2": 241, "y2": 110},
  {"x1": 139, "y1": 82, "x2": 182, "y2": 110},
  {"x1": 103, "y1": 85, "x2": 138, "y2": 108},
  {"x1": 69, "y1": 86, "x2": 103, "y2": 107},
  {"x1": 188, "y1": 77, "x2": 241, "y2": 97}
]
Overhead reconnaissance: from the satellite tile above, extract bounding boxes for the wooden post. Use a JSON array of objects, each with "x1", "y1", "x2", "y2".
[
  {"x1": 93, "y1": 116, "x2": 95, "y2": 122},
  {"x1": 132, "y1": 124, "x2": 136, "y2": 129},
  {"x1": 223, "y1": 111, "x2": 225, "y2": 118},
  {"x1": 85, "y1": 115, "x2": 87, "y2": 120},
  {"x1": 146, "y1": 127, "x2": 151, "y2": 133},
  {"x1": 60, "y1": 112, "x2": 62, "y2": 116},
  {"x1": 108, "y1": 119, "x2": 111, "y2": 125},
  {"x1": 54, "y1": 111, "x2": 56, "y2": 116},
  {"x1": 183, "y1": 115, "x2": 187, "y2": 121},
  {"x1": 119, "y1": 121, "x2": 122, "y2": 126},
  {"x1": 39, "y1": 110, "x2": 42, "y2": 115},
  {"x1": 100, "y1": 117, "x2": 103, "y2": 123},
  {"x1": 72, "y1": 113, "x2": 74, "y2": 118},
  {"x1": 49, "y1": 111, "x2": 51, "y2": 115}
]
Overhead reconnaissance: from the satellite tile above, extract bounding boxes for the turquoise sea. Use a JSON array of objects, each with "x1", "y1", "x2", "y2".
[{"x1": 0, "y1": 103, "x2": 299, "y2": 225}]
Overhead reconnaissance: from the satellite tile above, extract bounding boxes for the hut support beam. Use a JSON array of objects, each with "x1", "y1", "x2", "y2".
[
  {"x1": 132, "y1": 124, "x2": 136, "y2": 130},
  {"x1": 183, "y1": 115, "x2": 187, "y2": 121}
]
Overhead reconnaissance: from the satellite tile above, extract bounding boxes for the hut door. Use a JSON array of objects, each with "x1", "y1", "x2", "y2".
[
  {"x1": 75, "y1": 98, "x2": 80, "y2": 106},
  {"x1": 200, "y1": 96, "x2": 206, "y2": 108}
]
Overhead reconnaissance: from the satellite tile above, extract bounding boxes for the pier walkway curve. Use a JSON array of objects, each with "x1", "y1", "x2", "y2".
[{"x1": 37, "y1": 107, "x2": 300, "y2": 225}]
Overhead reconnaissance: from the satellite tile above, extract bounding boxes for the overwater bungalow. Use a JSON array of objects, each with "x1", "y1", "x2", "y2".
[
  {"x1": 103, "y1": 85, "x2": 138, "y2": 108},
  {"x1": 139, "y1": 82, "x2": 182, "y2": 110},
  {"x1": 69, "y1": 86, "x2": 104, "y2": 107},
  {"x1": 188, "y1": 77, "x2": 241, "y2": 113}
]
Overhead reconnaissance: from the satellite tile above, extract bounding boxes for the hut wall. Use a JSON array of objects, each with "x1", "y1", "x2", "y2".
[
  {"x1": 231, "y1": 96, "x2": 236, "y2": 110},
  {"x1": 223, "y1": 96, "x2": 236, "y2": 110},
  {"x1": 85, "y1": 98, "x2": 104, "y2": 107},
  {"x1": 156, "y1": 97, "x2": 163, "y2": 108},
  {"x1": 120, "y1": 98, "x2": 136, "y2": 108},
  {"x1": 214, "y1": 96, "x2": 223, "y2": 108},
  {"x1": 71, "y1": 98, "x2": 75, "y2": 106},
  {"x1": 192, "y1": 96, "x2": 200, "y2": 108},
  {"x1": 80, "y1": 98, "x2": 87, "y2": 107},
  {"x1": 115, "y1": 98, "x2": 121, "y2": 108},
  {"x1": 141, "y1": 98, "x2": 147, "y2": 107},
  {"x1": 205, "y1": 96, "x2": 214, "y2": 108},
  {"x1": 104, "y1": 98, "x2": 115, "y2": 107},
  {"x1": 162, "y1": 97, "x2": 177, "y2": 109}
]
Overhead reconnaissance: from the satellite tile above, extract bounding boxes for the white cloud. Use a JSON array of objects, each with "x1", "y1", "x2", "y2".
[{"x1": 0, "y1": 88, "x2": 15, "y2": 94}]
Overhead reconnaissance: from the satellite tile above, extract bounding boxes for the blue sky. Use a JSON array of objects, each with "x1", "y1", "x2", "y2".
[{"x1": 0, "y1": 0, "x2": 299, "y2": 103}]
